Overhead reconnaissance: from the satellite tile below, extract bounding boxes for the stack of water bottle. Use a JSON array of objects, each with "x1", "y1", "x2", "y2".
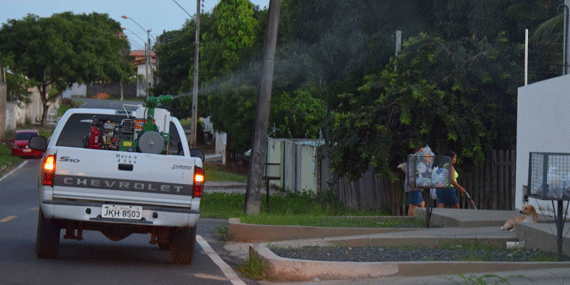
[
  {"x1": 407, "y1": 146, "x2": 452, "y2": 189},
  {"x1": 528, "y1": 152, "x2": 570, "y2": 200}
]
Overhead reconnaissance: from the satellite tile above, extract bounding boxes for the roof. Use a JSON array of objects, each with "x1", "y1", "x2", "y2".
[{"x1": 129, "y1": 50, "x2": 156, "y2": 57}]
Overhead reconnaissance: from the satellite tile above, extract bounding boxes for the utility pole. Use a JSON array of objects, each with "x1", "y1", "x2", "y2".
[
  {"x1": 562, "y1": 0, "x2": 570, "y2": 75},
  {"x1": 147, "y1": 30, "x2": 152, "y2": 94},
  {"x1": 394, "y1": 30, "x2": 401, "y2": 71},
  {"x1": 155, "y1": 35, "x2": 160, "y2": 85},
  {"x1": 121, "y1": 16, "x2": 151, "y2": 97},
  {"x1": 145, "y1": 42, "x2": 149, "y2": 97},
  {"x1": 244, "y1": 0, "x2": 282, "y2": 215},
  {"x1": 190, "y1": 0, "x2": 201, "y2": 147},
  {"x1": 0, "y1": 65, "x2": 5, "y2": 140},
  {"x1": 395, "y1": 30, "x2": 402, "y2": 56}
]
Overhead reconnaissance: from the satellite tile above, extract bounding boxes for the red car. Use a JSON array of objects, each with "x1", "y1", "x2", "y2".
[{"x1": 11, "y1": 129, "x2": 44, "y2": 158}]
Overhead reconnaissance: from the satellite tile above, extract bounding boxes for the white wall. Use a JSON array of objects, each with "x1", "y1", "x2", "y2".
[
  {"x1": 5, "y1": 87, "x2": 59, "y2": 130},
  {"x1": 517, "y1": 74, "x2": 570, "y2": 215},
  {"x1": 215, "y1": 131, "x2": 227, "y2": 165},
  {"x1": 61, "y1": 83, "x2": 86, "y2": 98},
  {"x1": 136, "y1": 62, "x2": 157, "y2": 98}
]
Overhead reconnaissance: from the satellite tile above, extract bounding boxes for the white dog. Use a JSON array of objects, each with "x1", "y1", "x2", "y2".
[{"x1": 500, "y1": 205, "x2": 538, "y2": 231}]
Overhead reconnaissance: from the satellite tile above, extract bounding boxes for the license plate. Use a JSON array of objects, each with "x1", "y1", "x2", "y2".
[
  {"x1": 23, "y1": 149, "x2": 31, "y2": 153},
  {"x1": 101, "y1": 204, "x2": 142, "y2": 220}
]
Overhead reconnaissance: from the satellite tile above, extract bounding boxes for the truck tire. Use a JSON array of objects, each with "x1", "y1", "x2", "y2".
[
  {"x1": 35, "y1": 211, "x2": 60, "y2": 258},
  {"x1": 170, "y1": 226, "x2": 196, "y2": 265}
]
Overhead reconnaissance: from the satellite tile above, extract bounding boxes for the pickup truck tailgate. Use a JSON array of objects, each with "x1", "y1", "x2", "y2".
[{"x1": 51, "y1": 147, "x2": 197, "y2": 207}]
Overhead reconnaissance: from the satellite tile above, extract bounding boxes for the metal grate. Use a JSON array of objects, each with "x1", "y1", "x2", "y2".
[{"x1": 528, "y1": 152, "x2": 570, "y2": 200}]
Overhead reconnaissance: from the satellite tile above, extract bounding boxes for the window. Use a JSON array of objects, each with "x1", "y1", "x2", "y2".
[
  {"x1": 168, "y1": 121, "x2": 184, "y2": 156},
  {"x1": 56, "y1": 113, "x2": 185, "y2": 156},
  {"x1": 15, "y1": 131, "x2": 39, "y2": 141},
  {"x1": 56, "y1": 114, "x2": 128, "y2": 147}
]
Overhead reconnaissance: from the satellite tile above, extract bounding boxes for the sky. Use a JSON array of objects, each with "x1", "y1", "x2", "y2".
[{"x1": 2, "y1": 0, "x2": 270, "y2": 50}]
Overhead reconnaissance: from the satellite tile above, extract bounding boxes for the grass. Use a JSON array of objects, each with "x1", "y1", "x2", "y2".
[
  {"x1": 239, "y1": 214, "x2": 425, "y2": 228},
  {"x1": 57, "y1": 100, "x2": 83, "y2": 116},
  {"x1": 0, "y1": 144, "x2": 23, "y2": 172},
  {"x1": 445, "y1": 273, "x2": 528, "y2": 285},
  {"x1": 179, "y1": 118, "x2": 192, "y2": 128},
  {"x1": 236, "y1": 253, "x2": 270, "y2": 280},
  {"x1": 203, "y1": 163, "x2": 247, "y2": 182},
  {"x1": 199, "y1": 191, "x2": 410, "y2": 228},
  {"x1": 200, "y1": 190, "x2": 377, "y2": 219}
]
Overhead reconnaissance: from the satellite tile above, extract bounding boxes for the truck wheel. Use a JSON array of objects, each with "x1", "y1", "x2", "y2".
[
  {"x1": 170, "y1": 226, "x2": 196, "y2": 265},
  {"x1": 35, "y1": 211, "x2": 60, "y2": 258}
]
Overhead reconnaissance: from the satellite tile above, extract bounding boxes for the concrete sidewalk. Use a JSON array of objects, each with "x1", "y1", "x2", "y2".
[
  {"x1": 201, "y1": 179, "x2": 570, "y2": 281},
  {"x1": 204, "y1": 180, "x2": 247, "y2": 193},
  {"x1": 225, "y1": 207, "x2": 570, "y2": 282}
]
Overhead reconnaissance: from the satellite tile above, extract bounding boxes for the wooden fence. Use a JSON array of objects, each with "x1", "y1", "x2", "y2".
[{"x1": 323, "y1": 149, "x2": 516, "y2": 215}]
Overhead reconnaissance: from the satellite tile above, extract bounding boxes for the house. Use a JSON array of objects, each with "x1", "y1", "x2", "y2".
[
  {"x1": 61, "y1": 50, "x2": 154, "y2": 99},
  {"x1": 129, "y1": 49, "x2": 157, "y2": 98}
]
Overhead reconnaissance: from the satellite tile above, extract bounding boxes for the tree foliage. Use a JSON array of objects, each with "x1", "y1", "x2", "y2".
[
  {"x1": 270, "y1": 82, "x2": 326, "y2": 139},
  {"x1": 153, "y1": 0, "x2": 552, "y2": 185},
  {"x1": 329, "y1": 33, "x2": 523, "y2": 181},
  {"x1": 412, "y1": 0, "x2": 558, "y2": 43},
  {"x1": 153, "y1": 22, "x2": 195, "y2": 95},
  {"x1": 0, "y1": 12, "x2": 132, "y2": 125},
  {"x1": 6, "y1": 72, "x2": 31, "y2": 106},
  {"x1": 202, "y1": 0, "x2": 259, "y2": 77}
]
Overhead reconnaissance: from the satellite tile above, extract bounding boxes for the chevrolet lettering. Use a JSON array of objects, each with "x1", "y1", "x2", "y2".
[
  {"x1": 54, "y1": 175, "x2": 190, "y2": 194},
  {"x1": 30, "y1": 99, "x2": 205, "y2": 265}
]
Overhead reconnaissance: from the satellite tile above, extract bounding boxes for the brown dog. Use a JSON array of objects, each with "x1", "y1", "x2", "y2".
[{"x1": 500, "y1": 204, "x2": 538, "y2": 231}]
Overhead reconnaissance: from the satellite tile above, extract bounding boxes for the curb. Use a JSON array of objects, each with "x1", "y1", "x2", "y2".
[
  {"x1": 250, "y1": 243, "x2": 570, "y2": 282},
  {"x1": 203, "y1": 181, "x2": 247, "y2": 193},
  {"x1": 227, "y1": 217, "x2": 418, "y2": 242},
  {"x1": 228, "y1": 210, "x2": 570, "y2": 282}
]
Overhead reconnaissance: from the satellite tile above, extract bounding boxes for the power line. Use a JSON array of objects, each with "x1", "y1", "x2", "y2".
[{"x1": 172, "y1": 0, "x2": 194, "y2": 18}]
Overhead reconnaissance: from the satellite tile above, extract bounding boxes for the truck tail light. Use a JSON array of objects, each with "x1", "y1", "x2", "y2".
[
  {"x1": 193, "y1": 166, "x2": 204, "y2": 198},
  {"x1": 43, "y1": 155, "x2": 56, "y2": 186}
]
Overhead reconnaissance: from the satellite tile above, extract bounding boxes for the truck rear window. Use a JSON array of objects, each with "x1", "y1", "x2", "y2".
[{"x1": 57, "y1": 114, "x2": 127, "y2": 147}]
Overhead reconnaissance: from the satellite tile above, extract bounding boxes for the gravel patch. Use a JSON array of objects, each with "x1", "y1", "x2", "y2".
[{"x1": 270, "y1": 246, "x2": 570, "y2": 262}]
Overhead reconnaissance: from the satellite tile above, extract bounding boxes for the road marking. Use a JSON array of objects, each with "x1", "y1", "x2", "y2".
[
  {"x1": 197, "y1": 235, "x2": 246, "y2": 285},
  {"x1": 193, "y1": 273, "x2": 229, "y2": 281},
  {"x1": 0, "y1": 216, "x2": 17, "y2": 223},
  {"x1": 0, "y1": 160, "x2": 28, "y2": 183}
]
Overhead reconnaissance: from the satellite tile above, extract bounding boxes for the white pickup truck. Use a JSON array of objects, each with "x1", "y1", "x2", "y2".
[{"x1": 29, "y1": 100, "x2": 204, "y2": 265}]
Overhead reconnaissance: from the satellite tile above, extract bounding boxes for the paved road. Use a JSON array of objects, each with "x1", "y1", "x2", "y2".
[{"x1": 0, "y1": 159, "x2": 257, "y2": 285}]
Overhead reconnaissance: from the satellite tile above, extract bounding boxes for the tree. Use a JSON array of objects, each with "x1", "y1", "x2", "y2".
[
  {"x1": 201, "y1": 0, "x2": 259, "y2": 78},
  {"x1": 329, "y1": 33, "x2": 523, "y2": 182},
  {"x1": 270, "y1": 83, "x2": 326, "y2": 139},
  {"x1": 153, "y1": 18, "x2": 202, "y2": 96},
  {"x1": 6, "y1": 72, "x2": 31, "y2": 106},
  {"x1": 411, "y1": 0, "x2": 558, "y2": 43},
  {"x1": 0, "y1": 12, "x2": 132, "y2": 125},
  {"x1": 203, "y1": 75, "x2": 258, "y2": 152}
]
